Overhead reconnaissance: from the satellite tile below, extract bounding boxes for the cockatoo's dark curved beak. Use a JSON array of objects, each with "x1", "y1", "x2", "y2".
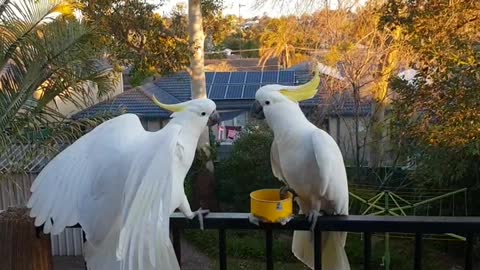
[
  {"x1": 207, "y1": 110, "x2": 221, "y2": 127},
  {"x1": 250, "y1": 100, "x2": 265, "y2": 119}
]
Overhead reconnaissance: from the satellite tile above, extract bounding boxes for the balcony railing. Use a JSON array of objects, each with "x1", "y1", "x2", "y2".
[{"x1": 170, "y1": 213, "x2": 480, "y2": 270}]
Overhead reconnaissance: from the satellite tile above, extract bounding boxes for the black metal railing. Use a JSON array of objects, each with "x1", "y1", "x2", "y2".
[{"x1": 170, "y1": 213, "x2": 480, "y2": 270}]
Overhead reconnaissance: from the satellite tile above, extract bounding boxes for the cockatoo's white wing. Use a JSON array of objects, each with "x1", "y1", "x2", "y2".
[
  {"x1": 116, "y1": 123, "x2": 182, "y2": 270},
  {"x1": 270, "y1": 140, "x2": 286, "y2": 182},
  {"x1": 27, "y1": 114, "x2": 146, "y2": 243},
  {"x1": 310, "y1": 129, "x2": 349, "y2": 215},
  {"x1": 291, "y1": 129, "x2": 350, "y2": 270}
]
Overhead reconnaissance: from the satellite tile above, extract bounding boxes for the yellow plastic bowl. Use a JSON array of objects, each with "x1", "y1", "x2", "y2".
[{"x1": 250, "y1": 189, "x2": 293, "y2": 223}]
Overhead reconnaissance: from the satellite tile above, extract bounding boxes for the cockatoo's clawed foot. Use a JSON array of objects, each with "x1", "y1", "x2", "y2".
[
  {"x1": 279, "y1": 216, "x2": 292, "y2": 226},
  {"x1": 248, "y1": 215, "x2": 260, "y2": 226},
  {"x1": 279, "y1": 186, "x2": 297, "y2": 200},
  {"x1": 279, "y1": 186, "x2": 288, "y2": 200},
  {"x1": 192, "y1": 208, "x2": 210, "y2": 230},
  {"x1": 307, "y1": 211, "x2": 321, "y2": 231}
]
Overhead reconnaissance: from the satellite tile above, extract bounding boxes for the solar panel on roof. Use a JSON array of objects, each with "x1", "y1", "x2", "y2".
[
  {"x1": 226, "y1": 85, "x2": 243, "y2": 99},
  {"x1": 242, "y1": 84, "x2": 260, "y2": 99},
  {"x1": 213, "y1": 72, "x2": 230, "y2": 83},
  {"x1": 209, "y1": 85, "x2": 227, "y2": 99},
  {"x1": 278, "y1": 71, "x2": 295, "y2": 83},
  {"x1": 206, "y1": 83, "x2": 213, "y2": 97},
  {"x1": 261, "y1": 71, "x2": 278, "y2": 83},
  {"x1": 206, "y1": 73, "x2": 214, "y2": 83},
  {"x1": 246, "y1": 72, "x2": 261, "y2": 83},
  {"x1": 229, "y1": 72, "x2": 246, "y2": 83}
]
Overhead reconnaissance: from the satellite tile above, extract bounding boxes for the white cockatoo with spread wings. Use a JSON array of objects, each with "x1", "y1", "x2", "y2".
[{"x1": 28, "y1": 96, "x2": 220, "y2": 270}]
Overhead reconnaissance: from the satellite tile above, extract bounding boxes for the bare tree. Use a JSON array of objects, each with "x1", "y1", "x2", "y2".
[{"x1": 297, "y1": 2, "x2": 408, "y2": 179}]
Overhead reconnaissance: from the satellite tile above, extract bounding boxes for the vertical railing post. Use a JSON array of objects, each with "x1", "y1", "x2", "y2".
[
  {"x1": 219, "y1": 229, "x2": 227, "y2": 270},
  {"x1": 465, "y1": 233, "x2": 474, "y2": 270},
  {"x1": 266, "y1": 229, "x2": 274, "y2": 270},
  {"x1": 172, "y1": 227, "x2": 182, "y2": 266},
  {"x1": 364, "y1": 232, "x2": 372, "y2": 270},
  {"x1": 314, "y1": 226, "x2": 322, "y2": 270},
  {"x1": 384, "y1": 191, "x2": 391, "y2": 270},
  {"x1": 414, "y1": 233, "x2": 423, "y2": 270}
]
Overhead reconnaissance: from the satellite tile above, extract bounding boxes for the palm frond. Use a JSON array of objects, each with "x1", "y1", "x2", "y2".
[{"x1": 0, "y1": 0, "x2": 116, "y2": 175}]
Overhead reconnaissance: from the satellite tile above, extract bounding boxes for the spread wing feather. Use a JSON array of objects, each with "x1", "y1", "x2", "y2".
[
  {"x1": 28, "y1": 114, "x2": 145, "y2": 244},
  {"x1": 116, "y1": 123, "x2": 182, "y2": 270}
]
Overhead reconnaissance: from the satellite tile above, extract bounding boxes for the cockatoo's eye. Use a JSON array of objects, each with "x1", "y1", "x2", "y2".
[
  {"x1": 201, "y1": 112, "x2": 206, "y2": 116},
  {"x1": 265, "y1": 101, "x2": 271, "y2": 105}
]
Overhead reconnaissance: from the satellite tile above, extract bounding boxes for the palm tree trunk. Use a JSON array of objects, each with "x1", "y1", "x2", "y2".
[
  {"x1": 188, "y1": 0, "x2": 217, "y2": 210},
  {"x1": 189, "y1": 0, "x2": 207, "y2": 99},
  {"x1": 0, "y1": 207, "x2": 53, "y2": 270}
]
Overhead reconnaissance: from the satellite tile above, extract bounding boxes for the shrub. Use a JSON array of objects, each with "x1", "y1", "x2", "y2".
[{"x1": 216, "y1": 122, "x2": 282, "y2": 212}]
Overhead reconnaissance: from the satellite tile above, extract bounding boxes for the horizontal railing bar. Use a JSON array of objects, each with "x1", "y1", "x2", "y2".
[
  {"x1": 64, "y1": 213, "x2": 480, "y2": 233},
  {"x1": 169, "y1": 213, "x2": 480, "y2": 233}
]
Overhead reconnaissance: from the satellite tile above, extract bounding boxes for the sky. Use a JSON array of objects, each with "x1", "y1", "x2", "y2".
[{"x1": 155, "y1": 0, "x2": 325, "y2": 18}]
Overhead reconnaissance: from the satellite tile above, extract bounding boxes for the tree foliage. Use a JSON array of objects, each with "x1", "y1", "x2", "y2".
[
  {"x1": 216, "y1": 122, "x2": 279, "y2": 211},
  {"x1": 201, "y1": 1, "x2": 236, "y2": 48},
  {"x1": 168, "y1": 1, "x2": 235, "y2": 51},
  {"x1": 79, "y1": 0, "x2": 190, "y2": 79},
  {"x1": 259, "y1": 17, "x2": 308, "y2": 69},
  {"x1": 384, "y1": 0, "x2": 480, "y2": 185}
]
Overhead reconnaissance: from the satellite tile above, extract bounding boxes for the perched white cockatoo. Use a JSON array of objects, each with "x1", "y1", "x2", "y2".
[
  {"x1": 250, "y1": 66, "x2": 350, "y2": 270},
  {"x1": 27, "y1": 96, "x2": 220, "y2": 270}
]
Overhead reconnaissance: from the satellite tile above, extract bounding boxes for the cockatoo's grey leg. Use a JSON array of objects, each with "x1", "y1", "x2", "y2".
[
  {"x1": 192, "y1": 208, "x2": 210, "y2": 230},
  {"x1": 307, "y1": 199, "x2": 323, "y2": 232},
  {"x1": 179, "y1": 195, "x2": 209, "y2": 230},
  {"x1": 307, "y1": 210, "x2": 323, "y2": 231}
]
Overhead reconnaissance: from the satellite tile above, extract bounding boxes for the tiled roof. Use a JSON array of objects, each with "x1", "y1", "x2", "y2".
[
  {"x1": 73, "y1": 82, "x2": 180, "y2": 119},
  {"x1": 74, "y1": 70, "x2": 308, "y2": 119},
  {"x1": 204, "y1": 58, "x2": 280, "y2": 72},
  {"x1": 73, "y1": 70, "x2": 371, "y2": 120},
  {"x1": 326, "y1": 97, "x2": 372, "y2": 116}
]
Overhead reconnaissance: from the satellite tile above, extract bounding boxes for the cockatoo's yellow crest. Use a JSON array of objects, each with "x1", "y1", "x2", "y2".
[
  {"x1": 280, "y1": 68, "x2": 320, "y2": 102},
  {"x1": 151, "y1": 95, "x2": 186, "y2": 112}
]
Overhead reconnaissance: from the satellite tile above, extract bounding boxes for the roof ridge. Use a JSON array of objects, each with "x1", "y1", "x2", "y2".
[{"x1": 137, "y1": 83, "x2": 182, "y2": 104}]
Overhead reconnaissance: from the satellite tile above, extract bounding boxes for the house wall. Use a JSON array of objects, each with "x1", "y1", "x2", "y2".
[
  {"x1": 140, "y1": 119, "x2": 167, "y2": 131},
  {"x1": 215, "y1": 112, "x2": 248, "y2": 143},
  {"x1": 327, "y1": 116, "x2": 398, "y2": 166},
  {"x1": 0, "y1": 174, "x2": 84, "y2": 256},
  {"x1": 328, "y1": 116, "x2": 370, "y2": 166},
  {"x1": 135, "y1": 112, "x2": 395, "y2": 166},
  {"x1": 46, "y1": 72, "x2": 124, "y2": 117}
]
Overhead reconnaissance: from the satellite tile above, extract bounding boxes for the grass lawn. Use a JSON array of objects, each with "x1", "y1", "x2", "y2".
[{"x1": 185, "y1": 229, "x2": 468, "y2": 270}]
